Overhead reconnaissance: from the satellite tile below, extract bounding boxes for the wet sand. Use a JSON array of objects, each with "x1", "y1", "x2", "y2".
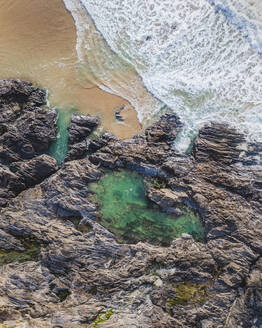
[{"x1": 0, "y1": 0, "x2": 142, "y2": 138}]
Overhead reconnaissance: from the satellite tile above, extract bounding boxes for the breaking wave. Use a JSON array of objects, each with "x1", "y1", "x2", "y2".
[{"x1": 64, "y1": 0, "x2": 262, "y2": 150}]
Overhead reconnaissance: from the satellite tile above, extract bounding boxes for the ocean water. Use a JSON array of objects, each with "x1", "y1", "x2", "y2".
[{"x1": 64, "y1": 0, "x2": 262, "y2": 151}]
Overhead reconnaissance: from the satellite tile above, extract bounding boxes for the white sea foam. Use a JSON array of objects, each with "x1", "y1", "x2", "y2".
[
  {"x1": 63, "y1": 0, "x2": 162, "y2": 123},
  {"x1": 64, "y1": 0, "x2": 262, "y2": 149},
  {"x1": 210, "y1": 0, "x2": 262, "y2": 53}
]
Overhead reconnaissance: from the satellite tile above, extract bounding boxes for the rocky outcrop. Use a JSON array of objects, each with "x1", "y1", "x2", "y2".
[
  {"x1": 193, "y1": 122, "x2": 246, "y2": 164},
  {"x1": 68, "y1": 113, "x2": 99, "y2": 145},
  {"x1": 0, "y1": 80, "x2": 261, "y2": 327},
  {"x1": 9, "y1": 154, "x2": 57, "y2": 188},
  {"x1": 89, "y1": 113, "x2": 182, "y2": 174},
  {"x1": 65, "y1": 113, "x2": 100, "y2": 162},
  {"x1": 0, "y1": 79, "x2": 57, "y2": 206}
]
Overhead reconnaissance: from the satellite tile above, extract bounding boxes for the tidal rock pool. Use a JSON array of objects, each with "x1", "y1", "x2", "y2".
[{"x1": 89, "y1": 170, "x2": 204, "y2": 246}]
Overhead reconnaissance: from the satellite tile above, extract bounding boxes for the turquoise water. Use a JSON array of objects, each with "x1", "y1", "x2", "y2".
[
  {"x1": 89, "y1": 170, "x2": 204, "y2": 246},
  {"x1": 48, "y1": 108, "x2": 75, "y2": 164}
]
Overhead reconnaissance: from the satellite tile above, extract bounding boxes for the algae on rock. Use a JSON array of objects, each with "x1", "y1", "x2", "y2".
[
  {"x1": 93, "y1": 310, "x2": 114, "y2": 328},
  {"x1": 0, "y1": 236, "x2": 41, "y2": 266},
  {"x1": 167, "y1": 282, "x2": 209, "y2": 307}
]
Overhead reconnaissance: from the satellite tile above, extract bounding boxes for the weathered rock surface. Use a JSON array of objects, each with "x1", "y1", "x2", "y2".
[
  {"x1": 65, "y1": 113, "x2": 100, "y2": 162},
  {"x1": 0, "y1": 79, "x2": 57, "y2": 206},
  {"x1": 0, "y1": 80, "x2": 261, "y2": 327},
  {"x1": 89, "y1": 113, "x2": 182, "y2": 174},
  {"x1": 68, "y1": 113, "x2": 99, "y2": 145}
]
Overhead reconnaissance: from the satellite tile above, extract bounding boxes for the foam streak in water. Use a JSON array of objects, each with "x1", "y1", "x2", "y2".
[{"x1": 209, "y1": 0, "x2": 262, "y2": 54}]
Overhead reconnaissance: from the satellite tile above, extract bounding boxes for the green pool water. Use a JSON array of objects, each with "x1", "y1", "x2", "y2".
[
  {"x1": 48, "y1": 108, "x2": 75, "y2": 164},
  {"x1": 89, "y1": 170, "x2": 204, "y2": 247}
]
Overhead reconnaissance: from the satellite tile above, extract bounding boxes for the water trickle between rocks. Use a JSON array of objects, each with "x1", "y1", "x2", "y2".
[
  {"x1": 89, "y1": 170, "x2": 204, "y2": 247},
  {"x1": 48, "y1": 108, "x2": 76, "y2": 164}
]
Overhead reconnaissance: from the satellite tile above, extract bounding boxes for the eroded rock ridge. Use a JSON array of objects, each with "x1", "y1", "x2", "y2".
[{"x1": 0, "y1": 80, "x2": 261, "y2": 328}]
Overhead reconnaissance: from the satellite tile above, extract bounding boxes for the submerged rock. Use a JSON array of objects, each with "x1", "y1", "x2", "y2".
[{"x1": 0, "y1": 80, "x2": 261, "y2": 327}]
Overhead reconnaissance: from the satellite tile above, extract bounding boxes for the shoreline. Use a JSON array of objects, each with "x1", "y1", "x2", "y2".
[{"x1": 0, "y1": 0, "x2": 143, "y2": 139}]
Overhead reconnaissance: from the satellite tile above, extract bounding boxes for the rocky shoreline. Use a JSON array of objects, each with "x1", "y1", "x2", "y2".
[{"x1": 0, "y1": 79, "x2": 261, "y2": 327}]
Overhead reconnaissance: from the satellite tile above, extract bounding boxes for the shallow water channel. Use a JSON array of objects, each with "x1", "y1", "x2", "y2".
[{"x1": 48, "y1": 108, "x2": 75, "y2": 164}]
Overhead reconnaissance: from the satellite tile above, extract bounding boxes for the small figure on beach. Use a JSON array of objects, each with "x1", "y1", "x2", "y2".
[{"x1": 115, "y1": 105, "x2": 125, "y2": 122}]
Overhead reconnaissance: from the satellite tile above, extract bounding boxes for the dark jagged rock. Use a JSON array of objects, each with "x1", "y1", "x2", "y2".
[
  {"x1": 0, "y1": 81, "x2": 262, "y2": 327},
  {"x1": 89, "y1": 113, "x2": 182, "y2": 172},
  {"x1": 65, "y1": 113, "x2": 100, "y2": 162},
  {"x1": 68, "y1": 123, "x2": 92, "y2": 145},
  {"x1": 145, "y1": 112, "x2": 182, "y2": 144},
  {"x1": 16, "y1": 107, "x2": 57, "y2": 152},
  {"x1": 68, "y1": 113, "x2": 99, "y2": 145},
  {"x1": 89, "y1": 132, "x2": 120, "y2": 152},
  {"x1": 64, "y1": 139, "x2": 91, "y2": 162},
  {"x1": 0, "y1": 79, "x2": 57, "y2": 207},
  {"x1": 0, "y1": 79, "x2": 45, "y2": 109},
  {"x1": 9, "y1": 154, "x2": 57, "y2": 187},
  {"x1": 193, "y1": 122, "x2": 246, "y2": 164},
  {"x1": 71, "y1": 113, "x2": 99, "y2": 129},
  {"x1": 146, "y1": 186, "x2": 187, "y2": 215},
  {"x1": 65, "y1": 132, "x2": 118, "y2": 163},
  {"x1": 0, "y1": 80, "x2": 57, "y2": 160}
]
